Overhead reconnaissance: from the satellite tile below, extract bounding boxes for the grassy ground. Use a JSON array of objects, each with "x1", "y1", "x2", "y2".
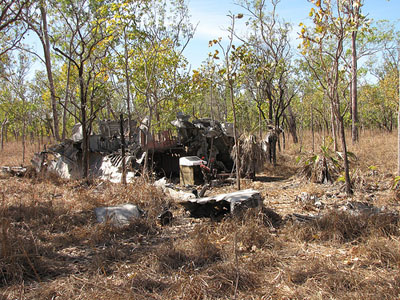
[{"x1": 1, "y1": 130, "x2": 400, "y2": 300}]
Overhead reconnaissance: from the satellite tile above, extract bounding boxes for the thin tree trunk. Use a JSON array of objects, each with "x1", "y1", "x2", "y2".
[
  {"x1": 397, "y1": 43, "x2": 400, "y2": 176},
  {"x1": 124, "y1": 29, "x2": 132, "y2": 142},
  {"x1": 37, "y1": 127, "x2": 41, "y2": 152},
  {"x1": 210, "y1": 83, "x2": 214, "y2": 121},
  {"x1": 79, "y1": 66, "x2": 89, "y2": 180},
  {"x1": 268, "y1": 97, "x2": 273, "y2": 124},
  {"x1": 62, "y1": 59, "x2": 72, "y2": 140},
  {"x1": 286, "y1": 105, "x2": 298, "y2": 143},
  {"x1": 229, "y1": 83, "x2": 240, "y2": 191},
  {"x1": 1, "y1": 124, "x2": 4, "y2": 151},
  {"x1": 22, "y1": 118, "x2": 26, "y2": 165},
  {"x1": 351, "y1": 30, "x2": 359, "y2": 143},
  {"x1": 338, "y1": 115, "x2": 352, "y2": 194},
  {"x1": 143, "y1": 103, "x2": 152, "y2": 175},
  {"x1": 259, "y1": 108, "x2": 262, "y2": 140},
  {"x1": 120, "y1": 114, "x2": 127, "y2": 185},
  {"x1": 331, "y1": 103, "x2": 338, "y2": 151},
  {"x1": 40, "y1": 1, "x2": 60, "y2": 141},
  {"x1": 311, "y1": 108, "x2": 315, "y2": 153},
  {"x1": 1, "y1": 118, "x2": 7, "y2": 151}
]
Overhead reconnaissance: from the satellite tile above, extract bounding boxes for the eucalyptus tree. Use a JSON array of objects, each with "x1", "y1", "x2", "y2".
[
  {"x1": 236, "y1": 0, "x2": 297, "y2": 134},
  {"x1": 52, "y1": 0, "x2": 113, "y2": 179},
  {"x1": 209, "y1": 13, "x2": 244, "y2": 190},
  {"x1": 100, "y1": 0, "x2": 149, "y2": 139},
  {"x1": 22, "y1": 0, "x2": 61, "y2": 141},
  {"x1": 111, "y1": 0, "x2": 194, "y2": 172},
  {"x1": 300, "y1": 0, "x2": 355, "y2": 195}
]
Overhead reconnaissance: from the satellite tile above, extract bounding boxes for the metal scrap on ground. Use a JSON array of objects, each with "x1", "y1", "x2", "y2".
[
  {"x1": 94, "y1": 204, "x2": 145, "y2": 226},
  {"x1": 179, "y1": 189, "x2": 263, "y2": 218}
]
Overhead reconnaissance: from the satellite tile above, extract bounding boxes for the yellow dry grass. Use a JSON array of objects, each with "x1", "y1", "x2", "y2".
[{"x1": 0, "y1": 130, "x2": 399, "y2": 300}]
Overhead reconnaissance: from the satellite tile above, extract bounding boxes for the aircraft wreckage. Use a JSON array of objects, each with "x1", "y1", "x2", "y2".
[{"x1": 31, "y1": 115, "x2": 235, "y2": 183}]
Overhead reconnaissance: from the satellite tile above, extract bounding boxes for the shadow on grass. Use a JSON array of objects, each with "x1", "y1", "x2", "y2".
[{"x1": 254, "y1": 175, "x2": 286, "y2": 182}]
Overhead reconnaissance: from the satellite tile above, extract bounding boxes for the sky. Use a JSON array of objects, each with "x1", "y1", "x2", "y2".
[{"x1": 183, "y1": 0, "x2": 400, "y2": 71}]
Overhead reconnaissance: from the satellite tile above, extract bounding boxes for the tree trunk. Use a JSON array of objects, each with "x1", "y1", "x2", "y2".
[
  {"x1": 1, "y1": 118, "x2": 7, "y2": 151},
  {"x1": 1, "y1": 124, "x2": 3, "y2": 151},
  {"x1": 62, "y1": 59, "x2": 72, "y2": 140},
  {"x1": 79, "y1": 66, "x2": 89, "y2": 180},
  {"x1": 124, "y1": 29, "x2": 133, "y2": 142},
  {"x1": 268, "y1": 97, "x2": 273, "y2": 124},
  {"x1": 211, "y1": 85, "x2": 215, "y2": 120},
  {"x1": 338, "y1": 115, "x2": 352, "y2": 195},
  {"x1": 397, "y1": 43, "x2": 400, "y2": 176},
  {"x1": 330, "y1": 103, "x2": 338, "y2": 151},
  {"x1": 351, "y1": 30, "x2": 359, "y2": 143},
  {"x1": 286, "y1": 105, "x2": 298, "y2": 143},
  {"x1": 22, "y1": 121, "x2": 26, "y2": 164},
  {"x1": 258, "y1": 108, "x2": 262, "y2": 140},
  {"x1": 143, "y1": 103, "x2": 152, "y2": 175},
  {"x1": 40, "y1": 1, "x2": 60, "y2": 141},
  {"x1": 311, "y1": 107, "x2": 315, "y2": 153},
  {"x1": 120, "y1": 114, "x2": 127, "y2": 185},
  {"x1": 229, "y1": 82, "x2": 240, "y2": 191},
  {"x1": 37, "y1": 127, "x2": 41, "y2": 152}
]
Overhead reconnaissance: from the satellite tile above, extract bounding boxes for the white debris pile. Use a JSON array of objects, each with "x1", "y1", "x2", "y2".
[
  {"x1": 47, "y1": 154, "x2": 75, "y2": 179},
  {"x1": 99, "y1": 156, "x2": 136, "y2": 183},
  {"x1": 154, "y1": 177, "x2": 196, "y2": 201}
]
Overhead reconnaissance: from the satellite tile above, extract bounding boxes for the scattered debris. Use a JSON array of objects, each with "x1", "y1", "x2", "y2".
[
  {"x1": 154, "y1": 177, "x2": 197, "y2": 201},
  {"x1": 1, "y1": 166, "x2": 27, "y2": 177},
  {"x1": 338, "y1": 201, "x2": 386, "y2": 216},
  {"x1": 287, "y1": 201, "x2": 398, "y2": 224},
  {"x1": 295, "y1": 192, "x2": 319, "y2": 204},
  {"x1": 286, "y1": 213, "x2": 320, "y2": 223},
  {"x1": 180, "y1": 189, "x2": 263, "y2": 218},
  {"x1": 295, "y1": 192, "x2": 325, "y2": 210},
  {"x1": 31, "y1": 115, "x2": 236, "y2": 183},
  {"x1": 94, "y1": 204, "x2": 146, "y2": 226}
]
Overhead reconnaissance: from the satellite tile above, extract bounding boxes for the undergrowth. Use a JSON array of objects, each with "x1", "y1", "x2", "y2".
[{"x1": 1, "y1": 130, "x2": 400, "y2": 299}]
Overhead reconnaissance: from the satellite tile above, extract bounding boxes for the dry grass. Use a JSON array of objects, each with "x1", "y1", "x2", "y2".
[{"x1": 1, "y1": 130, "x2": 400, "y2": 299}]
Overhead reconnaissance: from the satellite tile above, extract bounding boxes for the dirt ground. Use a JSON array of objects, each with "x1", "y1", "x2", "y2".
[{"x1": 1, "y1": 131, "x2": 400, "y2": 300}]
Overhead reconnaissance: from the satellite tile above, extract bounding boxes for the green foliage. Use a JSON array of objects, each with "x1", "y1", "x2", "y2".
[
  {"x1": 0, "y1": 0, "x2": 397, "y2": 148},
  {"x1": 298, "y1": 139, "x2": 357, "y2": 183}
]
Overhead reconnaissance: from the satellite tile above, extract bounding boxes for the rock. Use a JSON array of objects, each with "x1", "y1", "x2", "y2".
[{"x1": 94, "y1": 204, "x2": 145, "y2": 226}]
